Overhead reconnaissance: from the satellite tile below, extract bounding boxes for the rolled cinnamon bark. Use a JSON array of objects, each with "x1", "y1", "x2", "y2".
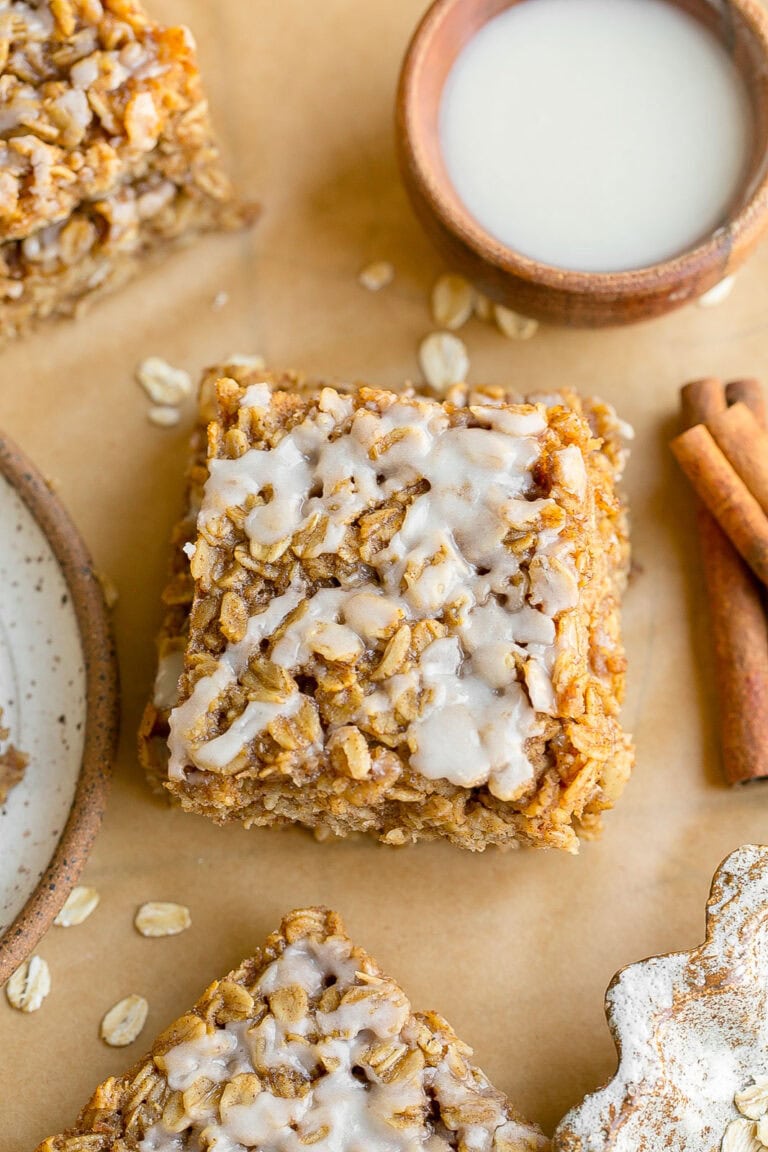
[
  {"x1": 682, "y1": 377, "x2": 726, "y2": 426},
  {"x1": 708, "y1": 401, "x2": 768, "y2": 516},
  {"x1": 726, "y1": 378, "x2": 767, "y2": 426},
  {"x1": 679, "y1": 377, "x2": 768, "y2": 785},
  {"x1": 671, "y1": 423, "x2": 768, "y2": 587}
]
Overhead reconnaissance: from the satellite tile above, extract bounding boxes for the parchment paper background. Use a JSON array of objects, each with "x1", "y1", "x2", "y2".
[{"x1": 3, "y1": 1, "x2": 768, "y2": 1145}]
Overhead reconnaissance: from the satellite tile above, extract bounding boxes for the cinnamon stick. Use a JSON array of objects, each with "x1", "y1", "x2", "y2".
[
  {"x1": 681, "y1": 377, "x2": 726, "y2": 426},
  {"x1": 708, "y1": 401, "x2": 768, "y2": 516},
  {"x1": 671, "y1": 423, "x2": 768, "y2": 588},
  {"x1": 678, "y1": 377, "x2": 768, "y2": 785},
  {"x1": 726, "y1": 378, "x2": 767, "y2": 426}
]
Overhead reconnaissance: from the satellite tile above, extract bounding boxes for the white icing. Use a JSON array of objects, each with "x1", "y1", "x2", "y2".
[
  {"x1": 167, "y1": 589, "x2": 303, "y2": 778},
  {"x1": 163, "y1": 1029, "x2": 242, "y2": 1091},
  {"x1": 193, "y1": 692, "x2": 304, "y2": 773},
  {"x1": 168, "y1": 391, "x2": 594, "y2": 794},
  {"x1": 141, "y1": 934, "x2": 547, "y2": 1152},
  {"x1": 556, "y1": 845, "x2": 768, "y2": 1152}
]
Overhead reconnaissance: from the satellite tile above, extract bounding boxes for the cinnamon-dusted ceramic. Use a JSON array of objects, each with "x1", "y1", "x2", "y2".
[
  {"x1": 0, "y1": 433, "x2": 118, "y2": 984},
  {"x1": 554, "y1": 843, "x2": 768, "y2": 1151},
  {"x1": 396, "y1": 0, "x2": 768, "y2": 327}
]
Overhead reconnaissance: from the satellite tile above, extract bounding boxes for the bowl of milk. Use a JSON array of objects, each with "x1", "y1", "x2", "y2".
[{"x1": 396, "y1": 0, "x2": 768, "y2": 326}]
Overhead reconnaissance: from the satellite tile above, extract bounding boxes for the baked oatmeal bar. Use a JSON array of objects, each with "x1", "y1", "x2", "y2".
[
  {"x1": 139, "y1": 362, "x2": 633, "y2": 852},
  {"x1": 0, "y1": 0, "x2": 254, "y2": 340},
  {"x1": 37, "y1": 906, "x2": 549, "y2": 1152}
]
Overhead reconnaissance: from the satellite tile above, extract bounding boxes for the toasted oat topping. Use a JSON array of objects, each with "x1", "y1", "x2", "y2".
[
  {"x1": 34, "y1": 909, "x2": 548, "y2": 1149},
  {"x1": 0, "y1": 1, "x2": 253, "y2": 340},
  {"x1": 167, "y1": 387, "x2": 585, "y2": 800},
  {"x1": 0, "y1": 1, "x2": 195, "y2": 241},
  {"x1": 141, "y1": 367, "x2": 632, "y2": 852},
  {"x1": 136, "y1": 920, "x2": 545, "y2": 1152}
]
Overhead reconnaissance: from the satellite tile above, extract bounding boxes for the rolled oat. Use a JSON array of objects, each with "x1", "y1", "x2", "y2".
[
  {"x1": 54, "y1": 886, "x2": 100, "y2": 927},
  {"x1": 135, "y1": 902, "x2": 191, "y2": 938},
  {"x1": 101, "y1": 995, "x2": 148, "y2": 1047},
  {"x1": 431, "y1": 273, "x2": 474, "y2": 330},
  {"x1": 6, "y1": 955, "x2": 51, "y2": 1012}
]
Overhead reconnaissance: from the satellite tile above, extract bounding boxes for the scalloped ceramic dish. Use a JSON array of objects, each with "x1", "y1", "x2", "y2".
[
  {"x1": 0, "y1": 433, "x2": 118, "y2": 984},
  {"x1": 555, "y1": 843, "x2": 768, "y2": 1152}
]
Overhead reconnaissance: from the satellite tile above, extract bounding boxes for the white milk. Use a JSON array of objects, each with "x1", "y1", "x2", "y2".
[{"x1": 439, "y1": 0, "x2": 752, "y2": 272}]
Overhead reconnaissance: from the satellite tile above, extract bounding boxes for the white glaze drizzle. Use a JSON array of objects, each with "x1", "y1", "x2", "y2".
[
  {"x1": 139, "y1": 935, "x2": 546, "y2": 1152},
  {"x1": 167, "y1": 391, "x2": 588, "y2": 796}
]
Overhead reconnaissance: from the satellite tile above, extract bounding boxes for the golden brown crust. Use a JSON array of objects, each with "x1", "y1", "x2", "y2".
[{"x1": 140, "y1": 368, "x2": 632, "y2": 853}]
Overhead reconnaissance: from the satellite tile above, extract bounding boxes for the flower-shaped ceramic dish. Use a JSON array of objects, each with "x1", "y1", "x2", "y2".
[
  {"x1": 0, "y1": 432, "x2": 118, "y2": 984},
  {"x1": 554, "y1": 843, "x2": 768, "y2": 1151}
]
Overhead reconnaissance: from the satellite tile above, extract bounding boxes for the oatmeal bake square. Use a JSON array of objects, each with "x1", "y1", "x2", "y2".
[
  {"x1": 139, "y1": 362, "x2": 632, "y2": 852},
  {"x1": 36, "y1": 906, "x2": 549, "y2": 1152},
  {"x1": 0, "y1": 0, "x2": 254, "y2": 340}
]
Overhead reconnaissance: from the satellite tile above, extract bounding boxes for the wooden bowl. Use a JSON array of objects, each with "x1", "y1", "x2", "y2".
[
  {"x1": 0, "y1": 432, "x2": 119, "y2": 984},
  {"x1": 396, "y1": 0, "x2": 768, "y2": 327}
]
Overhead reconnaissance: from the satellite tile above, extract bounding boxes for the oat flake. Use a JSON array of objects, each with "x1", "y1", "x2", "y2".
[
  {"x1": 148, "y1": 405, "x2": 181, "y2": 428},
  {"x1": 431, "y1": 274, "x2": 474, "y2": 330},
  {"x1": 358, "y1": 261, "x2": 394, "y2": 292},
  {"x1": 54, "y1": 885, "x2": 100, "y2": 927},
  {"x1": 135, "y1": 901, "x2": 191, "y2": 938},
  {"x1": 101, "y1": 995, "x2": 148, "y2": 1047},
  {"x1": 6, "y1": 956, "x2": 50, "y2": 1012},
  {"x1": 494, "y1": 304, "x2": 539, "y2": 340},
  {"x1": 418, "y1": 332, "x2": 469, "y2": 391},
  {"x1": 137, "y1": 356, "x2": 192, "y2": 406}
]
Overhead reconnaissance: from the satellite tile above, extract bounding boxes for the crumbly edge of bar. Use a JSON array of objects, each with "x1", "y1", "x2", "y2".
[
  {"x1": 0, "y1": 3, "x2": 245, "y2": 241},
  {"x1": 0, "y1": 2, "x2": 256, "y2": 337},
  {"x1": 0, "y1": 706, "x2": 28, "y2": 804},
  {"x1": 0, "y1": 178, "x2": 253, "y2": 340},
  {"x1": 35, "y1": 905, "x2": 548, "y2": 1152},
  {"x1": 139, "y1": 370, "x2": 632, "y2": 853}
]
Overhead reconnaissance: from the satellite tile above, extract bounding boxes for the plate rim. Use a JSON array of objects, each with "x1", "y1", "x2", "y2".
[{"x1": 0, "y1": 431, "x2": 119, "y2": 984}]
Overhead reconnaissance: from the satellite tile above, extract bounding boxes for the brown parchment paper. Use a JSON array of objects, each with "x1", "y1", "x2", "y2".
[{"x1": 4, "y1": 0, "x2": 768, "y2": 1145}]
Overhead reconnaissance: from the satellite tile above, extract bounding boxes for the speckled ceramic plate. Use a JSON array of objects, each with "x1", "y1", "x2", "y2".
[{"x1": 0, "y1": 433, "x2": 118, "y2": 984}]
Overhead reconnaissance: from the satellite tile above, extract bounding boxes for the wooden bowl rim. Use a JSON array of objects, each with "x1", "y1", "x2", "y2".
[
  {"x1": 0, "y1": 432, "x2": 119, "y2": 985},
  {"x1": 398, "y1": 0, "x2": 768, "y2": 299}
]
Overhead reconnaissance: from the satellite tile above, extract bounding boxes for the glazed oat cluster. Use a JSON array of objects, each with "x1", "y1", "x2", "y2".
[
  {"x1": 37, "y1": 907, "x2": 549, "y2": 1152},
  {"x1": 141, "y1": 362, "x2": 632, "y2": 851},
  {"x1": 0, "y1": 0, "x2": 252, "y2": 339}
]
